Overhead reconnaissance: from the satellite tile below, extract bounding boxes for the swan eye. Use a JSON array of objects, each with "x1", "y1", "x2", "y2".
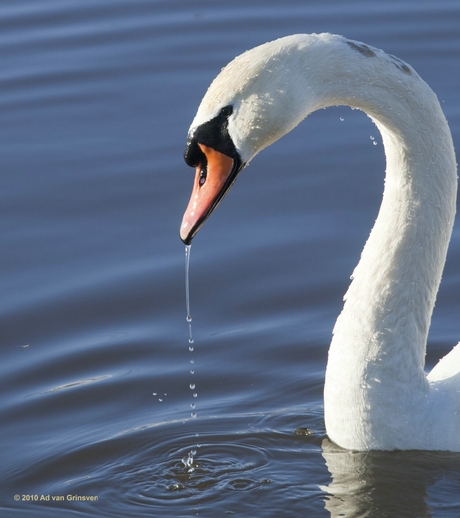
[{"x1": 219, "y1": 105, "x2": 233, "y2": 117}]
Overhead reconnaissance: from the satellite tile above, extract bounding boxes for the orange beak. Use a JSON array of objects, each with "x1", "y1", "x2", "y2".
[{"x1": 180, "y1": 143, "x2": 236, "y2": 244}]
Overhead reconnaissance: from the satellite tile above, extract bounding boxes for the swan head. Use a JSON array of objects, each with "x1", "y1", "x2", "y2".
[
  {"x1": 180, "y1": 35, "x2": 322, "y2": 243},
  {"x1": 180, "y1": 104, "x2": 245, "y2": 244}
]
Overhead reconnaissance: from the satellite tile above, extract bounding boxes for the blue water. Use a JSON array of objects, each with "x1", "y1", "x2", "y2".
[{"x1": 1, "y1": 1, "x2": 460, "y2": 516}]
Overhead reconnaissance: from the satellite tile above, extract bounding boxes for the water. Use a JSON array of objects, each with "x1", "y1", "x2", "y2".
[
  {"x1": 1, "y1": 0, "x2": 460, "y2": 516},
  {"x1": 185, "y1": 244, "x2": 194, "y2": 347},
  {"x1": 183, "y1": 243, "x2": 199, "y2": 471}
]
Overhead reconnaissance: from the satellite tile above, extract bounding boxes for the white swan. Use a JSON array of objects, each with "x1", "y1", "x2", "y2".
[{"x1": 179, "y1": 34, "x2": 459, "y2": 451}]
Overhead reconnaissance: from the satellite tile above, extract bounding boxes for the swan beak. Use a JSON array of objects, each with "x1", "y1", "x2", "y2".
[{"x1": 180, "y1": 143, "x2": 237, "y2": 244}]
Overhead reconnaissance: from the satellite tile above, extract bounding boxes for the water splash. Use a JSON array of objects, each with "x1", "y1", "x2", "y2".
[{"x1": 181, "y1": 449, "x2": 197, "y2": 474}]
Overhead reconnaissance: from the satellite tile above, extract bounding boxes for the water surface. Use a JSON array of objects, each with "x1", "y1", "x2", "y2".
[{"x1": 1, "y1": 1, "x2": 460, "y2": 516}]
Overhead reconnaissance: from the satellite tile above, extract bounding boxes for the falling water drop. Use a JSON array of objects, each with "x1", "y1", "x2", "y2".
[
  {"x1": 185, "y1": 245, "x2": 194, "y2": 344},
  {"x1": 183, "y1": 244, "x2": 200, "y2": 470},
  {"x1": 185, "y1": 244, "x2": 197, "y2": 419}
]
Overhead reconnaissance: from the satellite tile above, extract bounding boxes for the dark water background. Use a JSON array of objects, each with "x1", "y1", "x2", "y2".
[{"x1": 1, "y1": 1, "x2": 460, "y2": 516}]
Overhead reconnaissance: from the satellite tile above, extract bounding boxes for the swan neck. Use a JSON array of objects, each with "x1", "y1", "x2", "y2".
[
  {"x1": 326, "y1": 78, "x2": 456, "y2": 373},
  {"x1": 316, "y1": 38, "x2": 457, "y2": 449}
]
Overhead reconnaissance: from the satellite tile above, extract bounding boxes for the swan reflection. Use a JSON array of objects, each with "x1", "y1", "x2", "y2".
[{"x1": 321, "y1": 438, "x2": 460, "y2": 517}]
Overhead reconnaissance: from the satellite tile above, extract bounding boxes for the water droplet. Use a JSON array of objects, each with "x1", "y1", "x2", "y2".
[
  {"x1": 189, "y1": 345, "x2": 194, "y2": 352},
  {"x1": 193, "y1": 393, "x2": 197, "y2": 398},
  {"x1": 339, "y1": 117, "x2": 344, "y2": 121},
  {"x1": 190, "y1": 383, "x2": 195, "y2": 390},
  {"x1": 191, "y1": 412, "x2": 197, "y2": 418}
]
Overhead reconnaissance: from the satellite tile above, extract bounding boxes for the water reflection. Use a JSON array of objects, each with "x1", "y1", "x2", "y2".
[{"x1": 322, "y1": 438, "x2": 460, "y2": 517}]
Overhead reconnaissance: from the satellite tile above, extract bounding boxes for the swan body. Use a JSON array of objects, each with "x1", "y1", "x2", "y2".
[{"x1": 180, "y1": 34, "x2": 459, "y2": 451}]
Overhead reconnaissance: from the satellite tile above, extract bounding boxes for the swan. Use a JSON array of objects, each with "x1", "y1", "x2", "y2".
[{"x1": 179, "y1": 33, "x2": 459, "y2": 451}]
